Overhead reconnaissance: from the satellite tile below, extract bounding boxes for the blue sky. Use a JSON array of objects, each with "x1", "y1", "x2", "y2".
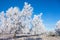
[{"x1": 0, "y1": 0, "x2": 60, "y2": 31}]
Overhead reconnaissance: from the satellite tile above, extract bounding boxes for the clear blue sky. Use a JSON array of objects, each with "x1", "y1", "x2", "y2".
[{"x1": 0, "y1": 0, "x2": 60, "y2": 31}]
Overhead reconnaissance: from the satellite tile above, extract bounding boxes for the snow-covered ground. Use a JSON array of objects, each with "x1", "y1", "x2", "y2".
[{"x1": 0, "y1": 34, "x2": 60, "y2": 40}]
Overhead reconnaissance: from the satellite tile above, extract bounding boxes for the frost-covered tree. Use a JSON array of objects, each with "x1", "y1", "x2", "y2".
[
  {"x1": 20, "y1": 2, "x2": 33, "y2": 34},
  {"x1": 0, "y1": 2, "x2": 46, "y2": 34},
  {"x1": 56, "y1": 20, "x2": 60, "y2": 29},
  {"x1": 0, "y1": 11, "x2": 6, "y2": 33},
  {"x1": 55, "y1": 20, "x2": 60, "y2": 36},
  {"x1": 31, "y1": 13, "x2": 46, "y2": 34}
]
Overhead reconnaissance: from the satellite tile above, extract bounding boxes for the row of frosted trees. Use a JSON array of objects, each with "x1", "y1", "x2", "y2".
[
  {"x1": 0, "y1": 2, "x2": 60, "y2": 35},
  {"x1": 0, "y1": 2, "x2": 46, "y2": 35}
]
